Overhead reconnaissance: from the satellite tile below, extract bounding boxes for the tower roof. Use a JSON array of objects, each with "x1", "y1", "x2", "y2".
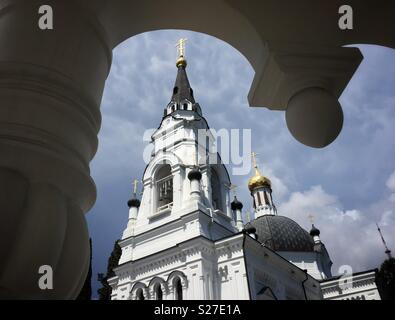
[
  {"x1": 310, "y1": 224, "x2": 321, "y2": 237},
  {"x1": 127, "y1": 179, "x2": 141, "y2": 208},
  {"x1": 245, "y1": 215, "x2": 315, "y2": 252},
  {"x1": 170, "y1": 38, "x2": 195, "y2": 104},
  {"x1": 171, "y1": 65, "x2": 195, "y2": 104},
  {"x1": 231, "y1": 196, "x2": 243, "y2": 211}
]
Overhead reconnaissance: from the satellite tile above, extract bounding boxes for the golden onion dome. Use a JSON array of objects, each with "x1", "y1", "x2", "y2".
[{"x1": 248, "y1": 167, "x2": 271, "y2": 192}]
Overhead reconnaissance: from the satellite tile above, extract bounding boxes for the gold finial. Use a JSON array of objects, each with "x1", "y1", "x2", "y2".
[
  {"x1": 248, "y1": 151, "x2": 271, "y2": 191},
  {"x1": 225, "y1": 183, "x2": 238, "y2": 197},
  {"x1": 132, "y1": 179, "x2": 140, "y2": 197},
  {"x1": 176, "y1": 38, "x2": 188, "y2": 68},
  {"x1": 176, "y1": 38, "x2": 187, "y2": 57},
  {"x1": 251, "y1": 152, "x2": 260, "y2": 174}
]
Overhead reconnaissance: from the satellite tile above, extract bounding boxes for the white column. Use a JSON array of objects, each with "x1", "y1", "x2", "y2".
[
  {"x1": 225, "y1": 189, "x2": 232, "y2": 218},
  {"x1": 188, "y1": 169, "x2": 202, "y2": 202},
  {"x1": 190, "y1": 180, "x2": 200, "y2": 199},
  {"x1": 231, "y1": 197, "x2": 244, "y2": 231},
  {"x1": 122, "y1": 202, "x2": 140, "y2": 239},
  {"x1": 0, "y1": 1, "x2": 111, "y2": 298},
  {"x1": 202, "y1": 167, "x2": 211, "y2": 204},
  {"x1": 129, "y1": 206, "x2": 139, "y2": 222},
  {"x1": 172, "y1": 167, "x2": 182, "y2": 211},
  {"x1": 235, "y1": 208, "x2": 244, "y2": 231},
  {"x1": 207, "y1": 273, "x2": 214, "y2": 300}
]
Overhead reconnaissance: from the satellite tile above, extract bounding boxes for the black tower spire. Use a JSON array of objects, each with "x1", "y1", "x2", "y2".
[
  {"x1": 171, "y1": 65, "x2": 195, "y2": 104},
  {"x1": 164, "y1": 38, "x2": 201, "y2": 118}
]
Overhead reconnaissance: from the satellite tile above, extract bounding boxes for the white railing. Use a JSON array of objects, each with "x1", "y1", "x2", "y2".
[{"x1": 157, "y1": 202, "x2": 173, "y2": 213}]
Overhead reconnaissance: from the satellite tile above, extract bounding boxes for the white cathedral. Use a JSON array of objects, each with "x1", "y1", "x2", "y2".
[{"x1": 107, "y1": 41, "x2": 381, "y2": 300}]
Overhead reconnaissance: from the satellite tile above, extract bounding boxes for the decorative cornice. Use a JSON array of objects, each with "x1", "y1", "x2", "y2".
[{"x1": 114, "y1": 235, "x2": 246, "y2": 280}]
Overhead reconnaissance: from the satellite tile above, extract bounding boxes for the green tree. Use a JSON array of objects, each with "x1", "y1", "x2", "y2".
[
  {"x1": 97, "y1": 240, "x2": 122, "y2": 300},
  {"x1": 377, "y1": 257, "x2": 395, "y2": 300},
  {"x1": 76, "y1": 238, "x2": 92, "y2": 300}
]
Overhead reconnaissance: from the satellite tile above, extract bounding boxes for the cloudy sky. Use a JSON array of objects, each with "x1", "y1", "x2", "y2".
[{"x1": 86, "y1": 30, "x2": 395, "y2": 297}]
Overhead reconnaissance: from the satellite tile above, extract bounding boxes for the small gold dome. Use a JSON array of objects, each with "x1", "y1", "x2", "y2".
[
  {"x1": 176, "y1": 56, "x2": 187, "y2": 68},
  {"x1": 248, "y1": 168, "x2": 271, "y2": 192}
]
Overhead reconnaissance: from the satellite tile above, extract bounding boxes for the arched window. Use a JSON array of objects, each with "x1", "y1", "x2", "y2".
[
  {"x1": 154, "y1": 284, "x2": 163, "y2": 300},
  {"x1": 156, "y1": 164, "x2": 173, "y2": 211},
  {"x1": 136, "y1": 288, "x2": 145, "y2": 300},
  {"x1": 173, "y1": 87, "x2": 178, "y2": 95},
  {"x1": 174, "y1": 278, "x2": 183, "y2": 300},
  {"x1": 210, "y1": 168, "x2": 223, "y2": 212}
]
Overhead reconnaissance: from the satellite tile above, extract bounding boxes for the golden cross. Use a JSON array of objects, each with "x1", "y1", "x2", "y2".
[
  {"x1": 308, "y1": 214, "x2": 315, "y2": 224},
  {"x1": 176, "y1": 38, "x2": 187, "y2": 57},
  {"x1": 132, "y1": 179, "x2": 140, "y2": 195},
  {"x1": 229, "y1": 184, "x2": 238, "y2": 196},
  {"x1": 251, "y1": 152, "x2": 258, "y2": 169}
]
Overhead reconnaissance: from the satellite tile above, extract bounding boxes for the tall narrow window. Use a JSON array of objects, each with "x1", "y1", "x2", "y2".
[
  {"x1": 136, "y1": 288, "x2": 145, "y2": 300},
  {"x1": 257, "y1": 192, "x2": 262, "y2": 206},
  {"x1": 174, "y1": 278, "x2": 183, "y2": 300},
  {"x1": 155, "y1": 284, "x2": 163, "y2": 300},
  {"x1": 263, "y1": 191, "x2": 269, "y2": 205},
  {"x1": 206, "y1": 136, "x2": 210, "y2": 153},
  {"x1": 156, "y1": 165, "x2": 173, "y2": 211},
  {"x1": 211, "y1": 168, "x2": 223, "y2": 212}
]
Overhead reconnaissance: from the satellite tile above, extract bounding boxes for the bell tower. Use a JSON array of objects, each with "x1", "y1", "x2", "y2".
[
  {"x1": 108, "y1": 41, "x2": 326, "y2": 302},
  {"x1": 117, "y1": 39, "x2": 238, "y2": 265}
]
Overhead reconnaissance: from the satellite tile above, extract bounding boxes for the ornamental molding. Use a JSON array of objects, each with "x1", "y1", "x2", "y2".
[{"x1": 116, "y1": 237, "x2": 214, "y2": 278}]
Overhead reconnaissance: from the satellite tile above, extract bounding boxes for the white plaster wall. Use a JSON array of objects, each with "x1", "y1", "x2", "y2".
[
  {"x1": 279, "y1": 250, "x2": 332, "y2": 280},
  {"x1": 111, "y1": 237, "x2": 249, "y2": 300},
  {"x1": 321, "y1": 271, "x2": 381, "y2": 300}
]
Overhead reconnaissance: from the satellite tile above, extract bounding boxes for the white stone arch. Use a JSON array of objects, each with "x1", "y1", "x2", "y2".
[
  {"x1": 143, "y1": 151, "x2": 183, "y2": 214},
  {"x1": 144, "y1": 151, "x2": 182, "y2": 181},
  {"x1": 209, "y1": 160, "x2": 231, "y2": 217},
  {"x1": 167, "y1": 270, "x2": 188, "y2": 300},
  {"x1": 148, "y1": 276, "x2": 169, "y2": 300},
  {"x1": 180, "y1": 99, "x2": 193, "y2": 111},
  {"x1": 2, "y1": 0, "x2": 385, "y2": 299},
  {"x1": 103, "y1": 3, "x2": 365, "y2": 149},
  {"x1": 130, "y1": 282, "x2": 150, "y2": 300},
  {"x1": 105, "y1": 2, "x2": 263, "y2": 81}
]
